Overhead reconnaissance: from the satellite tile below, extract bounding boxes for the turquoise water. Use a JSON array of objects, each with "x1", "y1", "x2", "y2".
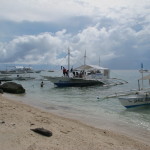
[{"x1": 3, "y1": 70, "x2": 150, "y2": 142}]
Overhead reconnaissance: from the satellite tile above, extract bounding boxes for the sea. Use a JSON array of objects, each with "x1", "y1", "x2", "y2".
[{"x1": 2, "y1": 67, "x2": 150, "y2": 143}]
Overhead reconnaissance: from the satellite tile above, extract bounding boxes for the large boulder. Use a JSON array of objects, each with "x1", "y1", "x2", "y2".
[{"x1": 0, "y1": 82, "x2": 25, "y2": 94}]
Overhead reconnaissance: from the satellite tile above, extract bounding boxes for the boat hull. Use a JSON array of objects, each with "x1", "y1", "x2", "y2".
[
  {"x1": 0, "y1": 77, "x2": 13, "y2": 81},
  {"x1": 43, "y1": 76, "x2": 104, "y2": 87},
  {"x1": 119, "y1": 95, "x2": 150, "y2": 108}
]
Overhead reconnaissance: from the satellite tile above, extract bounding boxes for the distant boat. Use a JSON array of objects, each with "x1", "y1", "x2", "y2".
[
  {"x1": 0, "y1": 74, "x2": 11, "y2": 77},
  {"x1": 0, "y1": 66, "x2": 35, "y2": 74},
  {"x1": 35, "y1": 70, "x2": 42, "y2": 73},
  {"x1": 0, "y1": 76, "x2": 13, "y2": 81},
  {"x1": 43, "y1": 49, "x2": 110, "y2": 87},
  {"x1": 14, "y1": 76, "x2": 35, "y2": 81}
]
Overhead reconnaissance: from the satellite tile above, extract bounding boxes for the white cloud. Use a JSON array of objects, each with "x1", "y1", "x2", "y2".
[
  {"x1": 0, "y1": 20, "x2": 149, "y2": 68},
  {"x1": 0, "y1": 0, "x2": 90, "y2": 22},
  {"x1": 0, "y1": 0, "x2": 149, "y2": 22},
  {"x1": 0, "y1": 0, "x2": 149, "y2": 69}
]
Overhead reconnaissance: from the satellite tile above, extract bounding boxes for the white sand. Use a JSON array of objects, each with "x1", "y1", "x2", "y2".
[{"x1": 0, "y1": 94, "x2": 150, "y2": 150}]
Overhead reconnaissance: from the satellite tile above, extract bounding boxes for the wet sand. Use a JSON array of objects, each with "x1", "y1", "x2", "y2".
[{"x1": 0, "y1": 94, "x2": 150, "y2": 150}]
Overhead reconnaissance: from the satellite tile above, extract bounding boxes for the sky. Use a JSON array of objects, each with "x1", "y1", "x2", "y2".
[{"x1": 0, "y1": 0, "x2": 150, "y2": 69}]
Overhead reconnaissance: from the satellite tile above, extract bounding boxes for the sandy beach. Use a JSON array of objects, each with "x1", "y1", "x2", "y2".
[{"x1": 0, "y1": 94, "x2": 150, "y2": 150}]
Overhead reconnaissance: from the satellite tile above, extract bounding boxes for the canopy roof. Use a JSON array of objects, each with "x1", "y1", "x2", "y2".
[
  {"x1": 139, "y1": 74, "x2": 150, "y2": 80},
  {"x1": 74, "y1": 64, "x2": 109, "y2": 71}
]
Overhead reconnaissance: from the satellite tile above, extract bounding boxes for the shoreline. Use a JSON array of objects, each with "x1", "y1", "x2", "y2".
[
  {"x1": 4, "y1": 92, "x2": 150, "y2": 145},
  {"x1": 0, "y1": 94, "x2": 150, "y2": 150}
]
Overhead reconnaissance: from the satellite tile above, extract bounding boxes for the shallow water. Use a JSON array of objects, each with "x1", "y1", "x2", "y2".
[{"x1": 4, "y1": 70, "x2": 150, "y2": 143}]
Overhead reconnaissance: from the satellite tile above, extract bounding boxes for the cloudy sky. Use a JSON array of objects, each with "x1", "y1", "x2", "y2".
[{"x1": 0, "y1": 0, "x2": 150, "y2": 69}]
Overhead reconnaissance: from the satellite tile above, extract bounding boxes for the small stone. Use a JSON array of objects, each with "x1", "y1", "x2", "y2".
[
  {"x1": 11, "y1": 123, "x2": 15, "y2": 126},
  {"x1": 30, "y1": 123, "x2": 35, "y2": 126},
  {"x1": 0, "y1": 120, "x2": 5, "y2": 124},
  {"x1": 31, "y1": 127, "x2": 53, "y2": 137}
]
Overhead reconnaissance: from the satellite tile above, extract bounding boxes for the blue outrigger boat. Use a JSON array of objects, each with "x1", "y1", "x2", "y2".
[{"x1": 43, "y1": 49, "x2": 110, "y2": 87}]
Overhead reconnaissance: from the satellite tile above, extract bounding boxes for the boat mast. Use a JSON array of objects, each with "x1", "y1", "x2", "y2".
[
  {"x1": 83, "y1": 50, "x2": 87, "y2": 78},
  {"x1": 84, "y1": 50, "x2": 86, "y2": 66},
  {"x1": 141, "y1": 63, "x2": 144, "y2": 90},
  {"x1": 68, "y1": 47, "x2": 70, "y2": 76},
  {"x1": 99, "y1": 56, "x2": 100, "y2": 66}
]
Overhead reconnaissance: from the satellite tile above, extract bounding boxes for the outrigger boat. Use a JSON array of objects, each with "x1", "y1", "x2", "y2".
[
  {"x1": 43, "y1": 49, "x2": 127, "y2": 87},
  {"x1": 43, "y1": 49, "x2": 110, "y2": 87},
  {"x1": 105, "y1": 66, "x2": 150, "y2": 108},
  {"x1": 105, "y1": 87, "x2": 150, "y2": 109},
  {"x1": 118, "y1": 89, "x2": 150, "y2": 108}
]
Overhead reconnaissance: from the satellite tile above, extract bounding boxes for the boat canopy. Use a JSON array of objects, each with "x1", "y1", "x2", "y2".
[{"x1": 74, "y1": 64, "x2": 109, "y2": 71}]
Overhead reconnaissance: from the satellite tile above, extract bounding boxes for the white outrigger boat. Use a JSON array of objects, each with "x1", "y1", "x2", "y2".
[
  {"x1": 105, "y1": 67, "x2": 150, "y2": 108},
  {"x1": 118, "y1": 90, "x2": 150, "y2": 108}
]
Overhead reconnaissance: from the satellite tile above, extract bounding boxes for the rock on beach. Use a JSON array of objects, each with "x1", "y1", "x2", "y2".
[{"x1": 0, "y1": 82, "x2": 25, "y2": 94}]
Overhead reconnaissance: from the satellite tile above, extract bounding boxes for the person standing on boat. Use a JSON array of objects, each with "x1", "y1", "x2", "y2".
[
  {"x1": 73, "y1": 71, "x2": 75, "y2": 77},
  {"x1": 66, "y1": 70, "x2": 69, "y2": 77},
  {"x1": 70, "y1": 67, "x2": 73, "y2": 72},
  {"x1": 63, "y1": 67, "x2": 67, "y2": 76}
]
